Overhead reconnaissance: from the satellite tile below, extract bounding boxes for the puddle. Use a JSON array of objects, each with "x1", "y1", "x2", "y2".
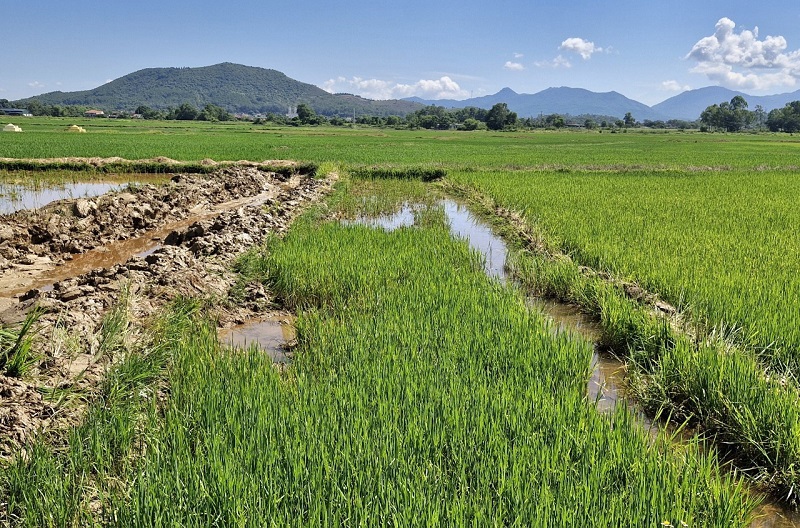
[
  {"x1": 350, "y1": 199, "x2": 618, "y2": 408},
  {"x1": 443, "y1": 200, "x2": 507, "y2": 279},
  {"x1": 218, "y1": 314, "x2": 296, "y2": 363},
  {"x1": 348, "y1": 204, "x2": 418, "y2": 231},
  {"x1": 0, "y1": 182, "x2": 126, "y2": 215}
]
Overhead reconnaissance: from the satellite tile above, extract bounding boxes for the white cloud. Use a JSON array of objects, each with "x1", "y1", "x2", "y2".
[
  {"x1": 28, "y1": 81, "x2": 45, "y2": 89},
  {"x1": 504, "y1": 61, "x2": 525, "y2": 71},
  {"x1": 686, "y1": 17, "x2": 800, "y2": 90},
  {"x1": 560, "y1": 37, "x2": 603, "y2": 60},
  {"x1": 513, "y1": 52, "x2": 524, "y2": 59},
  {"x1": 321, "y1": 75, "x2": 468, "y2": 100},
  {"x1": 661, "y1": 80, "x2": 691, "y2": 92},
  {"x1": 534, "y1": 55, "x2": 572, "y2": 69}
]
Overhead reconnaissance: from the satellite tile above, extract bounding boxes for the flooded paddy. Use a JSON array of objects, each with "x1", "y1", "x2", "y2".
[{"x1": 348, "y1": 199, "x2": 625, "y2": 411}]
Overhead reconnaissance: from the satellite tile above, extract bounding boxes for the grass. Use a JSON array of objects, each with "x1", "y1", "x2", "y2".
[
  {"x1": 0, "y1": 295, "x2": 170, "y2": 526},
  {"x1": 4, "y1": 123, "x2": 800, "y2": 522},
  {"x1": 443, "y1": 176, "x2": 800, "y2": 501},
  {"x1": 0, "y1": 310, "x2": 41, "y2": 378},
  {"x1": 110, "y1": 201, "x2": 756, "y2": 526},
  {"x1": 0, "y1": 178, "x2": 761, "y2": 525}
]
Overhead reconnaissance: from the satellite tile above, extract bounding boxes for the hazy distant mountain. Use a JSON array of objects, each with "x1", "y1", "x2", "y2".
[
  {"x1": 406, "y1": 87, "x2": 668, "y2": 121},
  {"x1": 653, "y1": 86, "x2": 800, "y2": 120},
  {"x1": 13, "y1": 62, "x2": 800, "y2": 121},
  {"x1": 13, "y1": 63, "x2": 423, "y2": 117}
]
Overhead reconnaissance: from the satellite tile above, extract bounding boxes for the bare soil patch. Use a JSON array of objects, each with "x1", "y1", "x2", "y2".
[{"x1": 0, "y1": 162, "x2": 335, "y2": 457}]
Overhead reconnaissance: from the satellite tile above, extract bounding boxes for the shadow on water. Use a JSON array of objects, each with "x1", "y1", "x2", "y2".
[{"x1": 348, "y1": 199, "x2": 800, "y2": 526}]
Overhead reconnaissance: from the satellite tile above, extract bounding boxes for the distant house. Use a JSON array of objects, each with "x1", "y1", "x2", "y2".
[
  {"x1": 84, "y1": 109, "x2": 105, "y2": 118},
  {"x1": 1, "y1": 108, "x2": 31, "y2": 117}
]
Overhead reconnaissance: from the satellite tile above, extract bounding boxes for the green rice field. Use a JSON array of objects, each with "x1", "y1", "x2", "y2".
[{"x1": 3, "y1": 120, "x2": 800, "y2": 524}]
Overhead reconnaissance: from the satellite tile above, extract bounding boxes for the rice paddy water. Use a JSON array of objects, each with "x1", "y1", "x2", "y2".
[{"x1": 0, "y1": 182, "x2": 125, "y2": 214}]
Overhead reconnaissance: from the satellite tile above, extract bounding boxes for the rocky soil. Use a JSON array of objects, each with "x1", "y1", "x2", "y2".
[{"x1": 0, "y1": 164, "x2": 334, "y2": 458}]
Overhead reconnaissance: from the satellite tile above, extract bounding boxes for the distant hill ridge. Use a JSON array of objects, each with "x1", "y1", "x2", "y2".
[
  {"x1": 12, "y1": 62, "x2": 800, "y2": 120},
  {"x1": 407, "y1": 86, "x2": 800, "y2": 121},
  {"x1": 13, "y1": 63, "x2": 422, "y2": 117}
]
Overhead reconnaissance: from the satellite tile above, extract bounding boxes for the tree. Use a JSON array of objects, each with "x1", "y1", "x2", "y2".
[
  {"x1": 460, "y1": 118, "x2": 484, "y2": 131},
  {"x1": 544, "y1": 114, "x2": 565, "y2": 128},
  {"x1": 766, "y1": 101, "x2": 800, "y2": 132},
  {"x1": 623, "y1": 112, "x2": 636, "y2": 127},
  {"x1": 198, "y1": 104, "x2": 232, "y2": 121},
  {"x1": 174, "y1": 103, "x2": 199, "y2": 120},
  {"x1": 135, "y1": 105, "x2": 161, "y2": 119},
  {"x1": 296, "y1": 103, "x2": 315, "y2": 123},
  {"x1": 700, "y1": 96, "x2": 753, "y2": 132},
  {"x1": 486, "y1": 103, "x2": 517, "y2": 130}
]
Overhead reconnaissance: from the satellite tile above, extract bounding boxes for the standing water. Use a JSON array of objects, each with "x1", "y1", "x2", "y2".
[
  {"x1": 0, "y1": 182, "x2": 125, "y2": 215},
  {"x1": 218, "y1": 314, "x2": 296, "y2": 364}
]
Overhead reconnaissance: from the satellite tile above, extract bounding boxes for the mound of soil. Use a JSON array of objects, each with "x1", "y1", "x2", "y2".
[{"x1": 0, "y1": 164, "x2": 335, "y2": 458}]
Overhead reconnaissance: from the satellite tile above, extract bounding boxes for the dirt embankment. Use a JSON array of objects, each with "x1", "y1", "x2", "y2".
[{"x1": 0, "y1": 164, "x2": 335, "y2": 457}]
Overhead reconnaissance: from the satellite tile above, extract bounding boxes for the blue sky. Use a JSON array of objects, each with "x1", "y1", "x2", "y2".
[{"x1": 4, "y1": 1, "x2": 800, "y2": 106}]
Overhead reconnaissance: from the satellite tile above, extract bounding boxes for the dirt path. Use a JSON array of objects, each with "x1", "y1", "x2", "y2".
[{"x1": 0, "y1": 164, "x2": 335, "y2": 458}]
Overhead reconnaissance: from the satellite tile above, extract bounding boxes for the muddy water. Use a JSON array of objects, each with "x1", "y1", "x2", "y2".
[
  {"x1": 218, "y1": 314, "x2": 296, "y2": 363},
  {"x1": 0, "y1": 182, "x2": 125, "y2": 215},
  {"x1": 351, "y1": 199, "x2": 800, "y2": 526}
]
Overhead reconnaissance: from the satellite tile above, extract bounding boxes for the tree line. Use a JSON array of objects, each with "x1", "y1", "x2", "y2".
[{"x1": 699, "y1": 95, "x2": 800, "y2": 133}]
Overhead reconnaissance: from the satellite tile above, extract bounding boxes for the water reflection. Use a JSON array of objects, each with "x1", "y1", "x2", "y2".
[{"x1": 0, "y1": 182, "x2": 125, "y2": 215}]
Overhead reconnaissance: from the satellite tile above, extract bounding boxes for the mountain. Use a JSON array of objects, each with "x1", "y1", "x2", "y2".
[
  {"x1": 652, "y1": 86, "x2": 748, "y2": 120},
  {"x1": 406, "y1": 87, "x2": 667, "y2": 121},
  {"x1": 654, "y1": 86, "x2": 800, "y2": 120},
  {"x1": 13, "y1": 63, "x2": 423, "y2": 117},
  {"x1": 13, "y1": 62, "x2": 800, "y2": 121}
]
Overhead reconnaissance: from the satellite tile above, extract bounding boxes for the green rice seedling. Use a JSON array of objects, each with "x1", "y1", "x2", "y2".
[
  {"x1": 0, "y1": 298, "x2": 174, "y2": 527},
  {"x1": 104, "y1": 195, "x2": 757, "y2": 526},
  {"x1": 0, "y1": 308, "x2": 41, "y2": 378}
]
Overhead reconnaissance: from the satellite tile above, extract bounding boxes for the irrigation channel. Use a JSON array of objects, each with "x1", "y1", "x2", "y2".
[{"x1": 228, "y1": 198, "x2": 799, "y2": 527}]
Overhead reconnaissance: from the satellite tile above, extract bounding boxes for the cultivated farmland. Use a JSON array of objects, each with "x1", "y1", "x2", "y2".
[{"x1": 1, "y1": 121, "x2": 800, "y2": 525}]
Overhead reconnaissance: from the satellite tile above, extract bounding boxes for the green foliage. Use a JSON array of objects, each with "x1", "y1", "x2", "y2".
[
  {"x1": 766, "y1": 101, "x2": 800, "y2": 132},
  {"x1": 700, "y1": 96, "x2": 754, "y2": 132},
  {"x1": 0, "y1": 310, "x2": 41, "y2": 377},
  {"x1": 102, "y1": 206, "x2": 755, "y2": 525},
  {"x1": 486, "y1": 102, "x2": 518, "y2": 130}
]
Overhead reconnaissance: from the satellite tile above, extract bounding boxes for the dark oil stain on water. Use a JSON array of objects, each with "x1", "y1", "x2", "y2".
[
  {"x1": 349, "y1": 200, "x2": 800, "y2": 526},
  {"x1": 217, "y1": 314, "x2": 296, "y2": 363},
  {"x1": 0, "y1": 182, "x2": 125, "y2": 215}
]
